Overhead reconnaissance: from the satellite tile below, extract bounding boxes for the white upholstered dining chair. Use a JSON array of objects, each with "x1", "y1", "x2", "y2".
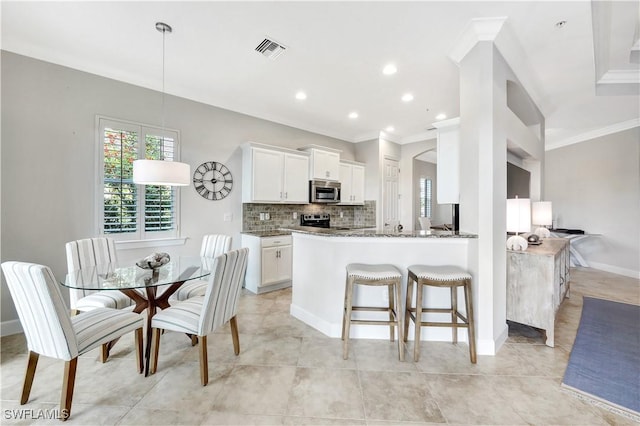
[
  {"x1": 150, "y1": 247, "x2": 248, "y2": 386},
  {"x1": 65, "y1": 237, "x2": 134, "y2": 313},
  {"x1": 173, "y1": 234, "x2": 232, "y2": 301},
  {"x1": 1, "y1": 261, "x2": 144, "y2": 422}
]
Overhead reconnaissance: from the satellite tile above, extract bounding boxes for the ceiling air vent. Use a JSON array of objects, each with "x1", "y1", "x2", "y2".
[{"x1": 255, "y1": 38, "x2": 287, "y2": 60}]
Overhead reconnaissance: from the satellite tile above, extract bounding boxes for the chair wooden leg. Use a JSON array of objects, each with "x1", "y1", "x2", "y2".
[
  {"x1": 100, "y1": 344, "x2": 109, "y2": 363},
  {"x1": 230, "y1": 316, "x2": 240, "y2": 355},
  {"x1": 394, "y1": 280, "x2": 404, "y2": 361},
  {"x1": 342, "y1": 276, "x2": 354, "y2": 360},
  {"x1": 60, "y1": 358, "x2": 78, "y2": 421},
  {"x1": 414, "y1": 281, "x2": 424, "y2": 362},
  {"x1": 150, "y1": 328, "x2": 161, "y2": 374},
  {"x1": 341, "y1": 275, "x2": 350, "y2": 341},
  {"x1": 199, "y1": 335, "x2": 208, "y2": 386},
  {"x1": 464, "y1": 280, "x2": 477, "y2": 364},
  {"x1": 135, "y1": 328, "x2": 143, "y2": 374},
  {"x1": 388, "y1": 284, "x2": 395, "y2": 342},
  {"x1": 451, "y1": 286, "x2": 458, "y2": 344},
  {"x1": 21, "y1": 351, "x2": 39, "y2": 404},
  {"x1": 404, "y1": 276, "x2": 413, "y2": 343}
]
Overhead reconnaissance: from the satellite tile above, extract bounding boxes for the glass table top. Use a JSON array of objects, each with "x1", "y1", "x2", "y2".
[{"x1": 62, "y1": 256, "x2": 214, "y2": 291}]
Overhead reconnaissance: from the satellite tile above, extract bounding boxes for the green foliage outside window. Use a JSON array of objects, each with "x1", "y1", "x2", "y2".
[{"x1": 102, "y1": 127, "x2": 176, "y2": 235}]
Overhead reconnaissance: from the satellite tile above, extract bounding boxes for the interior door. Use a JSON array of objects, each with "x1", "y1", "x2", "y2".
[{"x1": 383, "y1": 157, "x2": 400, "y2": 229}]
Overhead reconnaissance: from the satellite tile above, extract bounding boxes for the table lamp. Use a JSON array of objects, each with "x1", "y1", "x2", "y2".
[
  {"x1": 532, "y1": 201, "x2": 552, "y2": 238},
  {"x1": 506, "y1": 197, "x2": 531, "y2": 250}
]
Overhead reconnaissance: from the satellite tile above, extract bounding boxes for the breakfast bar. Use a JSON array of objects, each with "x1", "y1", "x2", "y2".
[{"x1": 288, "y1": 227, "x2": 479, "y2": 344}]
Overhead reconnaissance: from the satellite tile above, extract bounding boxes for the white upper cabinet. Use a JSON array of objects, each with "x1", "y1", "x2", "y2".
[
  {"x1": 282, "y1": 153, "x2": 309, "y2": 202},
  {"x1": 298, "y1": 145, "x2": 341, "y2": 181},
  {"x1": 242, "y1": 143, "x2": 310, "y2": 204},
  {"x1": 338, "y1": 161, "x2": 365, "y2": 205}
]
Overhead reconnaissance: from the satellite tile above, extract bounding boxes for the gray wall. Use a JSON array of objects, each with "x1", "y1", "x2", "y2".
[
  {"x1": 0, "y1": 51, "x2": 355, "y2": 326},
  {"x1": 412, "y1": 159, "x2": 449, "y2": 228},
  {"x1": 545, "y1": 127, "x2": 640, "y2": 278}
]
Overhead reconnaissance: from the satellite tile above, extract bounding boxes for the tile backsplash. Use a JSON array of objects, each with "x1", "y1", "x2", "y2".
[{"x1": 243, "y1": 200, "x2": 376, "y2": 231}]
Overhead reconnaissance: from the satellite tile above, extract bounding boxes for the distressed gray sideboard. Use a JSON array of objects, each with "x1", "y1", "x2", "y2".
[{"x1": 506, "y1": 238, "x2": 570, "y2": 347}]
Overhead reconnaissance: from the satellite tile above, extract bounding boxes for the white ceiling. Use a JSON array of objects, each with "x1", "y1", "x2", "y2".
[{"x1": 2, "y1": 1, "x2": 638, "y2": 146}]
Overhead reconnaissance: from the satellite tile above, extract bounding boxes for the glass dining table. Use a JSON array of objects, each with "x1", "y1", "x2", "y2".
[{"x1": 62, "y1": 256, "x2": 213, "y2": 376}]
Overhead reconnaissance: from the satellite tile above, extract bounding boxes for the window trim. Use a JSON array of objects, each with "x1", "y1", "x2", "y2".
[{"x1": 95, "y1": 115, "x2": 183, "y2": 244}]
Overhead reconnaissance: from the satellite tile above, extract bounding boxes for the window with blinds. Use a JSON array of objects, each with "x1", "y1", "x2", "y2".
[
  {"x1": 420, "y1": 177, "x2": 432, "y2": 218},
  {"x1": 98, "y1": 117, "x2": 181, "y2": 241}
]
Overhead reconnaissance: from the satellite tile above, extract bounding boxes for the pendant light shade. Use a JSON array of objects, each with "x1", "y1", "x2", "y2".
[
  {"x1": 133, "y1": 159, "x2": 190, "y2": 186},
  {"x1": 132, "y1": 22, "x2": 190, "y2": 187}
]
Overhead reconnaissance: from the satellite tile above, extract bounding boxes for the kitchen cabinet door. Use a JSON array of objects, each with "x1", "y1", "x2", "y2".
[
  {"x1": 261, "y1": 246, "x2": 281, "y2": 286},
  {"x1": 283, "y1": 153, "x2": 309, "y2": 203},
  {"x1": 277, "y1": 244, "x2": 292, "y2": 282},
  {"x1": 310, "y1": 149, "x2": 340, "y2": 181},
  {"x1": 338, "y1": 162, "x2": 365, "y2": 205},
  {"x1": 339, "y1": 163, "x2": 353, "y2": 203},
  {"x1": 250, "y1": 148, "x2": 284, "y2": 202},
  {"x1": 351, "y1": 164, "x2": 365, "y2": 204},
  {"x1": 261, "y1": 245, "x2": 292, "y2": 286}
]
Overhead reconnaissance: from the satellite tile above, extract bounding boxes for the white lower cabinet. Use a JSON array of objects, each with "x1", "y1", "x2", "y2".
[{"x1": 242, "y1": 234, "x2": 292, "y2": 294}]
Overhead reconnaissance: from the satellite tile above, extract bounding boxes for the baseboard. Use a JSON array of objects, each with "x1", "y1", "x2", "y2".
[
  {"x1": 290, "y1": 303, "x2": 337, "y2": 337},
  {"x1": 1, "y1": 319, "x2": 23, "y2": 337},
  {"x1": 588, "y1": 262, "x2": 640, "y2": 280},
  {"x1": 476, "y1": 323, "x2": 508, "y2": 356}
]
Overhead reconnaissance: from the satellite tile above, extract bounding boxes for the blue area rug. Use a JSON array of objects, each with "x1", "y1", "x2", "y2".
[{"x1": 562, "y1": 297, "x2": 640, "y2": 420}]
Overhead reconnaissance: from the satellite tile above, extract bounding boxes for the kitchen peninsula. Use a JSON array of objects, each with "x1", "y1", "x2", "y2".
[{"x1": 288, "y1": 226, "x2": 479, "y2": 345}]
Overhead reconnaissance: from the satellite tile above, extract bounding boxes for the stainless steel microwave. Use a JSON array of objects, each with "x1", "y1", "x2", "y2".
[{"x1": 309, "y1": 180, "x2": 341, "y2": 203}]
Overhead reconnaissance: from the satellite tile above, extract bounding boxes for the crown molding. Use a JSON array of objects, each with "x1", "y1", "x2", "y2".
[
  {"x1": 448, "y1": 17, "x2": 507, "y2": 65},
  {"x1": 401, "y1": 129, "x2": 438, "y2": 144},
  {"x1": 431, "y1": 116, "x2": 460, "y2": 129},
  {"x1": 448, "y1": 17, "x2": 551, "y2": 120},
  {"x1": 598, "y1": 69, "x2": 640, "y2": 85},
  {"x1": 545, "y1": 118, "x2": 640, "y2": 151}
]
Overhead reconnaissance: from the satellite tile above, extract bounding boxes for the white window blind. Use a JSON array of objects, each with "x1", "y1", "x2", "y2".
[
  {"x1": 98, "y1": 117, "x2": 181, "y2": 241},
  {"x1": 420, "y1": 177, "x2": 432, "y2": 218}
]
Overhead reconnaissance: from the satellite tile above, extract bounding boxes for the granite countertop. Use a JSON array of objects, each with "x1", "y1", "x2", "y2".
[
  {"x1": 241, "y1": 230, "x2": 292, "y2": 237},
  {"x1": 282, "y1": 225, "x2": 477, "y2": 239}
]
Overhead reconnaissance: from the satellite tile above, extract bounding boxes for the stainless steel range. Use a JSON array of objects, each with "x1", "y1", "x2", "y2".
[{"x1": 300, "y1": 213, "x2": 330, "y2": 228}]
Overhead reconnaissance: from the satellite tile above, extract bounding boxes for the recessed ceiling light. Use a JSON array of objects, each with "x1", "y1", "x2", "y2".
[
  {"x1": 383, "y1": 64, "x2": 397, "y2": 75},
  {"x1": 435, "y1": 113, "x2": 447, "y2": 120},
  {"x1": 386, "y1": 126, "x2": 395, "y2": 132},
  {"x1": 295, "y1": 91, "x2": 307, "y2": 100},
  {"x1": 348, "y1": 112, "x2": 359, "y2": 119},
  {"x1": 401, "y1": 93, "x2": 414, "y2": 102}
]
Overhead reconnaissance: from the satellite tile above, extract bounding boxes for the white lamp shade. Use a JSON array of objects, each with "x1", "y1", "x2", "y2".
[
  {"x1": 506, "y1": 198, "x2": 531, "y2": 233},
  {"x1": 532, "y1": 201, "x2": 552, "y2": 226},
  {"x1": 133, "y1": 159, "x2": 190, "y2": 186}
]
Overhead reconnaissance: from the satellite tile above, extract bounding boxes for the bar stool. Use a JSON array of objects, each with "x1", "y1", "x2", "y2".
[
  {"x1": 404, "y1": 265, "x2": 476, "y2": 363},
  {"x1": 342, "y1": 263, "x2": 404, "y2": 361}
]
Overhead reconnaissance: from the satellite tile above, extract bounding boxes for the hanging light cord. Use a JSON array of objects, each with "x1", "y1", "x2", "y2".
[{"x1": 156, "y1": 22, "x2": 172, "y2": 161}]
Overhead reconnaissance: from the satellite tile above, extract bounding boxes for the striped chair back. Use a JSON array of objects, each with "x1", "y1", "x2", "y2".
[
  {"x1": 200, "y1": 234, "x2": 232, "y2": 258},
  {"x1": 65, "y1": 237, "x2": 118, "y2": 307},
  {"x1": 1, "y1": 262, "x2": 78, "y2": 360},
  {"x1": 198, "y1": 248, "x2": 248, "y2": 336}
]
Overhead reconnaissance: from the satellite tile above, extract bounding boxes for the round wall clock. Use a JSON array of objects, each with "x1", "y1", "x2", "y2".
[{"x1": 192, "y1": 161, "x2": 233, "y2": 200}]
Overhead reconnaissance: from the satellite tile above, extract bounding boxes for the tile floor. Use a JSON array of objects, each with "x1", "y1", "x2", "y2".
[{"x1": 1, "y1": 267, "x2": 638, "y2": 425}]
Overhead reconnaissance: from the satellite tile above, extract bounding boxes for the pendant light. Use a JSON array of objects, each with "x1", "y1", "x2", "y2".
[{"x1": 133, "y1": 22, "x2": 190, "y2": 186}]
